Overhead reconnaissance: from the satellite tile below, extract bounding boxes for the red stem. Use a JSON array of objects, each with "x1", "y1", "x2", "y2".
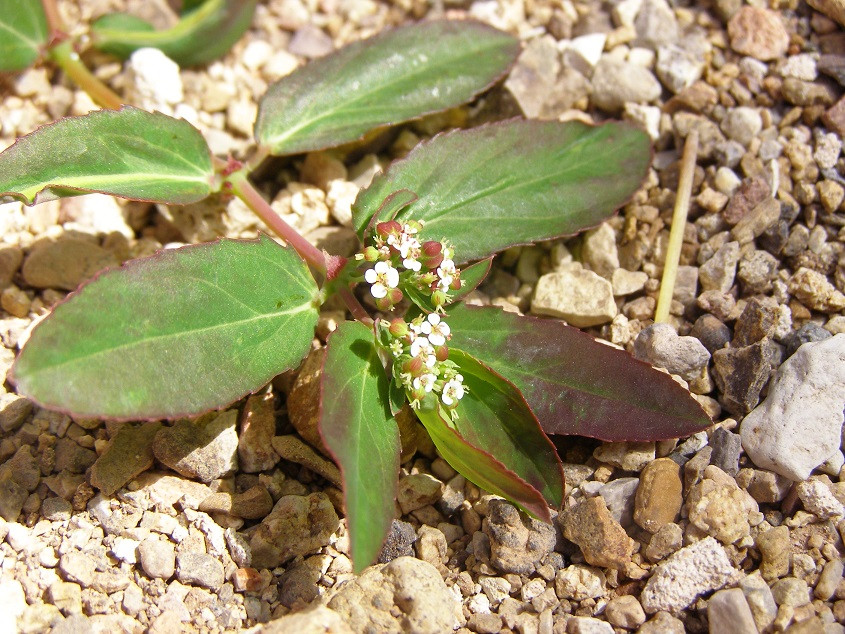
[
  {"x1": 338, "y1": 286, "x2": 373, "y2": 326},
  {"x1": 40, "y1": 0, "x2": 64, "y2": 39},
  {"x1": 227, "y1": 172, "x2": 327, "y2": 275}
]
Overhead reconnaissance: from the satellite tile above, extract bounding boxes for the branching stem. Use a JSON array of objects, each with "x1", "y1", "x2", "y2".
[
  {"x1": 47, "y1": 40, "x2": 124, "y2": 110},
  {"x1": 655, "y1": 130, "x2": 698, "y2": 324}
]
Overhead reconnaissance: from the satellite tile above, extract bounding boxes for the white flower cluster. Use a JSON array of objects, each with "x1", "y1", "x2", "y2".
[
  {"x1": 381, "y1": 308, "x2": 465, "y2": 415},
  {"x1": 357, "y1": 219, "x2": 461, "y2": 312}
]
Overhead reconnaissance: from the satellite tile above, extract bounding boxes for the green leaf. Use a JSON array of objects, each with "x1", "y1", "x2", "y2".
[
  {"x1": 11, "y1": 235, "x2": 319, "y2": 420},
  {"x1": 446, "y1": 304, "x2": 711, "y2": 441},
  {"x1": 0, "y1": 0, "x2": 48, "y2": 71},
  {"x1": 91, "y1": 0, "x2": 258, "y2": 67},
  {"x1": 255, "y1": 20, "x2": 519, "y2": 155},
  {"x1": 319, "y1": 321, "x2": 400, "y2": 573},
  {"x1": 353, "y1": 120, "x2": 651, "y2": 263},
  {"x1": 415, "y1": 401, "x2": 556, "y2": 523},
  {"x1": 0, "y1": 107, "x2": 214, "y2": 205}
]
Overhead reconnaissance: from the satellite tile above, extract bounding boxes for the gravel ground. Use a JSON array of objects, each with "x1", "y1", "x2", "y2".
[{"x1": 1, "y1": 0, "x2": 845, "y2": 632}]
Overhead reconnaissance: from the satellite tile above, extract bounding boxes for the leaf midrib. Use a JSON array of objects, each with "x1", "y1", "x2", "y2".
[
  {"x1": 262, "y1": 34, "x2": 511, "y2": 147},
  {"x1": 30, "y1": 300, "x2": 314, "y2": 375}
]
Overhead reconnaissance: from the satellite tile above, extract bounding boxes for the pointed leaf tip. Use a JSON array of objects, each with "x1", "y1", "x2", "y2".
[
  {"x1": 256, "y1": 20, "x2": 520, "y2": 155},
  {"x1": 0, "y1": 106, "x2": 214, "y2": 206},
  {"x1": 12, "y1": 235, "x2": 319, "y2": 420},
  {"x1": 353, "y1": 119, "x2": 651, "y2": 263}
]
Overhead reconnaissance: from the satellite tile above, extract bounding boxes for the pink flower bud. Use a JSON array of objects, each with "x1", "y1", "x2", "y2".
[
  {"x1": 450, "y1": 276, "x2": 462, "y2": 291},
  {"x1": 435, "y1": 345, "x2": 449, "y2": 362},
  {"x1": 403, "y1": 356, "x2": 424, "y2": 376}
]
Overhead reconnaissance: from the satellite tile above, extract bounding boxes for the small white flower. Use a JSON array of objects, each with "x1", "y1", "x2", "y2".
[
  {"x1": 389, "y1": 340, "x2": 404, "y2": 357},
  {"x1": 437, "y1": 258, "x2": 457, "y2": 291},
  {"x1": 441, "y1": 375, "x2": 465, "y2": 406},
  {"x1": 420, "y1": 313, "x2": 450, "y2": 346},
  {"x1": 398, "y1": 235, "x2": 421, "y2": 260},
  {"x1": 413, "y1": 373, "x2": 437, "y2": 393},
  {"x1": 403, "y1": 256, "x2": 422, "y2": 272},
  {"x1": 410, "y1": 336, "x2": 437, "y2": 367},
  {"x1": 364, "y1": 261, "x2": 399, "y2": 299}
]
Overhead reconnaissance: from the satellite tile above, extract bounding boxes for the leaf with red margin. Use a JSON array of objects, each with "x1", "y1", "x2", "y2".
[
  {"x1": 0, "y1": 107, "x2": 214, "y2": 206},
  {"x1": 11, "y1": 235, "x2": 318, "y2": 420},
  {"x1": 414, "y1": 349, "x2": 564, "y2": 521},
  {"x1": 353, "y1": 119, "x2": 651, "y2": 264},
  {"x1": 256, "y1": 20, "x2": 520, "y2": 155},
  {"x1": 445, "y1": 304, "x2": 711, "y2": 441},
  {"x1": 319, "y1": 321, "x2": 400, "y2": 573}
]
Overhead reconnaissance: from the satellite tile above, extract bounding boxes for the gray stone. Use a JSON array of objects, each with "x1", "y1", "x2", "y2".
[
  {"x1": 740, "y1": 335, "x2": 845, "y2": 481},
  {"x1": 707, "y1": 588, "x2": 758, "y2": 634},
  {"x1": 655, "y1": 45, "x2": 703, "y2": 93},
  {"x1": 782, "y1": 322, "x2": 832, "y2": 359},
  {"x1": 699, "y1": 241, "x2": 740, "y2": 293},
  {"x1": 634, "y1": 0, "x2": 678, "y2": 49},
  {"x1": 740, "y1": 572, "x2": 777, "y2": 633},
  {"x1": 288, "y1": 24, "x2": 333, "y2": 58},
  {"x1": 720, "y1": 107, "x2": 763, "y2": 146},
  {"x1": 710, "y1": 428, "x2": 742, "y2": 476},
  {"x1": 248, "y1": 492, "x2": 338, "y2": 569},
  {"x1": 737, "y1": 249, "x2": 779, "y2": 294},
  {"x1": 327, "y1": 557, "x2": 462, "y2": 634},
  {"x1": 176, "y1": 552, "x2": 225, "y2": 590},
  {"x1": 633, "y1": 323, "x2": 711, "y2": 381},
  {"x1": 640, "y1": 537, "x2": 736, "y2": 613},
  {"x1": 379, "y1": 519, "x2": 417, "y2": 564},
  {"x1": 138, "y1": 537, "x2": 175, "y2": 580},
  {"x1": 713, "y1": 338, "x2": 782, "y2": 416},
  {"x1": 397, "y1": 473, "x2": 443, "y2": 515},
  {"x1": 54, "y1": 438, "x2": 97, "y2": 474},
  {"x1": 690, "y1": 314, "x2": 731, "y2": 353},
  {"x1": 152, "y1": 410, "x2": 239, "y2": 482},
  {"x1": 0, "y1": 245, "x2": 23, "y2": 289},
  {"x1": 0, "y1": 394, "x2": 32, "y2": 433},
  {"x1": 531, "y1": 266, "x2": 617, "y2": 327},
  {"x1": 604, "y1": 594, "x2": 646, "y2": 629},
  {"x1": 484, "y1": 499, "x2": 557, "y2": 575},
  {"x1": 591, "y1": 58, "x2": 662, "y2": 112},
  {"x1": 41, "y1": 496, "x2": 72, "y2": 521},
  {"x1": 597, "y1": 477, "x2": 639, "y2": 528}
]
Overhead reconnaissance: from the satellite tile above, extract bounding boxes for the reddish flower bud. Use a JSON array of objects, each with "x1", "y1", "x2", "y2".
[
  {"x1": 450, "y1": 276, "x2": 463, "y2": 291},
  {"x1": 409, "y1": 386, "x2": 427, "y2": 403},
  {"x1": 403, "y1": 356, "x2": 424, "y2": 376},
  {"x1": 388, "y1": 288, "x2": 404, "y2": 304},
  {"x1": 389, "y1": 318, "x2": 409, "y2": 337},
  {"x1": 421, "y1": 241, "x2": 442, "y2": 256},
  {"x1": 435, "y1": 345, "x2": 449, "y2": 362},
  {"x1": 376, "y1": 220, "x2": 401, "y2": 238}
]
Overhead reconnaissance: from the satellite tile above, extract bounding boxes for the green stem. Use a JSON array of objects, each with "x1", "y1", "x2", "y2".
[
  {"x1": 655, "y1": 130, "x2": 698, "y2": 324},
  {"x1": 227, "y1": 171, "x2": 327, "y2": 274},
  {"x1": 48, "y1": 40, "x2": 124, "y2": 110}
]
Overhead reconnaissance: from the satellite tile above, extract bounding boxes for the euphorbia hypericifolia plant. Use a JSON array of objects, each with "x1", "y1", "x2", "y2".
[{"x1": 0, "y1": 2, "x2": 710, "y2": 572}]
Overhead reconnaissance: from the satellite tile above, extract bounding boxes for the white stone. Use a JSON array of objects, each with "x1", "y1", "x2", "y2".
[
  {"x1": 531, "y1": 264, "x2": 617, "y2": 327},
  {"x1": 468, "y1": 592, "x2": 491, "y2": 614},
  {"x1": 0, "y1": 579, "x2": 26, "y2": 632},
  {"x1": 111, "y1": 537, "x2": 140, "y2": 564},
  {"x1": 563, "y1": 33, "x2": 607, "y2": 72},
  {"x1": 126, "y1": 48, "x2": 183, "y2": 111},
  {"x1": 796, "y1": 480, "x2": 845, "y2": 519},
  {"x1": 814, "y1": 131, "x2": 841, "y2": 170},
  {"x1": 779, "y1": 54, "x2": 818, "y2": 81},
  {"x1": 640, "y1": 536, "x2": 736, "y2": 613},
  {"x1": 623, "y1": 103, "x2": 661, "y2": 140},
  {"x1": 567, "y1": 616, "x2": 615, "y2": 634},
  {"x1": 655, "y1": 45, "x2": 703, "y2": 93},
  {"x1": 613, "y1": 0, "x2": 643, "y2": 28},
  {"x1": 740, "y1": 335, "x2": 845, "y2": 481},
  {"x1": 326, "y1": 180, "x2": 359, "y2": 228},
  {"x1": 241, "y1": 40, "x2": 274, "y2": 71},
  {"x1": 555, "y1": 565, "x2": 606, "y2": 601},
  {"x1": 60, "y1": 194, "x2": 134, "y2": 239}
]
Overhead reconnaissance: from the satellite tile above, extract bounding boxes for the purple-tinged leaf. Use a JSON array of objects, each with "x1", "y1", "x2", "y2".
[
  {"x1": 353, "y1": 120, "x2": 651, "y2": 263},
  {"x1": 255, "y1": 20, "x2": 519, "y2": 155},
  {"x1": 11, "y1": 235, "x2": 319, "y2": 420},
  {"x1": 319, "y1": 321, "x2": 400, "y2": 573},
  {"x1": 416, "y1": 404, "x2": 555, "y2": 523},
  {"x1": 91, "y1": 0, "x2": 258, "y2": 67},
  {"x1": 446, "y1": 304, "x2": 711, "y2": 441},
  {"x1": 0, "y1": 107, "x2": 214, "y2": 206}
]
